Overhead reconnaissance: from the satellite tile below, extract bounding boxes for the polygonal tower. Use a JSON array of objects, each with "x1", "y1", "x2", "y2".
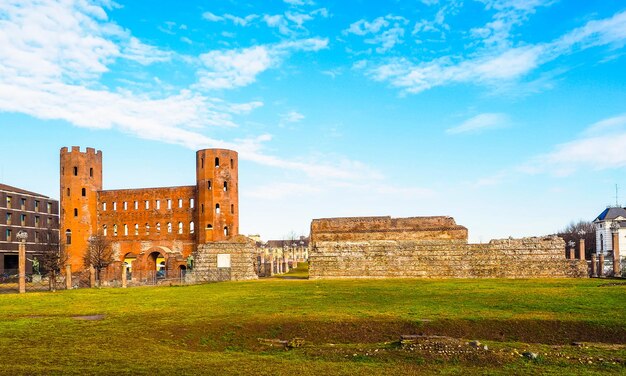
[
  {"x1": 196, "y1": 149, "x2": 239, "y2": 243},
  {"x1": 60, "y1": 147, "x2": 102, "y2": 272}
]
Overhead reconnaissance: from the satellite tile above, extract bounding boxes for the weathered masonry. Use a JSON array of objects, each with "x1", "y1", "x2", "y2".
[
  {"x1": 60, "y1": 146, "x2": 253, "y2": 282},
  {"x1": 309, "y1": 216, "x2": 587, "y2": 279}
]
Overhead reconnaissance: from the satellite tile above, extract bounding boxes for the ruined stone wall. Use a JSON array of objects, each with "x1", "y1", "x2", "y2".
[
  {"x1": 311, "y1": 216, "x2": 468, "y2": 242},
  {"x1": 194, "y1": 236, "x2": 257, "y2": 281},
  {"x1": 309, "y1": 216, "x2": 587, "y2": 279}
]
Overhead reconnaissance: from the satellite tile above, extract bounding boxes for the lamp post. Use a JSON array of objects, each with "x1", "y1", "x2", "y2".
[{"x1": 17, "y1": 230, "x2": 28, "y2": 293}]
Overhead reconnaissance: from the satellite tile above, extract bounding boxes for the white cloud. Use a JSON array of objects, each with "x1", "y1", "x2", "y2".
[
  {"x1": 446, "y1": 113, "x2": 509, "y2": 135},
  {"x1": 283, "y1": 0, "x2": 315, "y2": 5},
  {"x1": 0, "y1": 1, "x2": 370, "y2": 183},
  {"x1": 202, "y1": 11, "x2": 223, "y2": 22},
  {"x1": 345, "y1": 15, "x2": 409, "y2": 53},
  {"x1": 195, "y1": 38, "x2": 328, "y2": 90},
  {"x1": 365, "y1": 10, "x2": 626, "y2": 94},
  {"x1": 281, "y1": 111, "x2": 305, "y2": 123},
  {"x1": 224, "y1": 14, "x2": 259, "y2": 27}
]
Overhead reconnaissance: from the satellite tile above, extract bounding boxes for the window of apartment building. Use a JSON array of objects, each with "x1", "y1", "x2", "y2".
[
  {"x1": 178, "y1": 199, "x2": 183, "y2": 208},
  {"x1": 20, "y1": 214, "x2": 26, "y2": 226},
  {"x1": 35, "y1": 200, "x2": 39, "y2": 212},
  {"x1": 6, "y1": 196, "x2": 11, "y2": 208},
  {"x1": 47, "y1": 217, "x2": 51, "y2": 226},
  {"x1": 6, "y1": 213, "x2": 11, "y2": 225},
  {"x1": 47, "y1": 202, "x2": 52, "y2": 214},
  {"x1": 167, "y1": 222, "x2": 172, "y2": 233},
  {"x1": 156, "y1": 200, "x2": 160, "y2": 210},
  {"x1": 145, "y1": 200, "x2": 150, "y2": 209},
  {"x1": 21, "y1": 198, "x2": 26, "y2": 210},
  {"x1": 134, "y1": 201, "x2": 138, "y2": 210},
  {"x1": 35, "y1": 216, "x2": 40, "y2": 228},
  {"x1": 178, "y1": 222, "x2": 183, "y2": 234},
  {"x1": 34, "y1": 232, "x2": 39, "y2": 243},
  {"x1": 6, "y1": 229, "x2": 11, "y2": 242},
  {"x1": 123, "y1": 201, "x2": 128, "y2": 210}
]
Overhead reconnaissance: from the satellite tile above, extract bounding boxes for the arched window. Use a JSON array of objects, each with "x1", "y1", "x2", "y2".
[
  {"x1": 73, "y1": 208, "x2": 78, "y2": 217},
  {"x1": 167, "y1": 222, "x2": 172, "y2": 233},
  {"x1": 190, "y1": 198, "x2": 194, "y2": 208},
  {"x1": 89, "y1": 167, "x2": 93, "y2": 177},
  {"x1": 65, "y1": 229, "x2": 72, "y2": 245},
  {"x1": 207, "y1": 224, "x2": 213, "y2": 229},
  {"x1": 224, "y1": 226, "x2": 229, "y2": 236},
  {"x1": 67, "y1": 188, "x2": 70, "y2": 196},
  {"x1": 81, "y1": 188, "x2": 86, "y2": 196},
  {"x1": 113, "y1": 224, "x2": 118, "y2": 236},
  {"x1": 73, "y1": 166, "x2": 78, "y2": 176},
  {"x1": 207, "y1": 180, "x2": 212, "y2": 190},
  {"x1": 224, "y1": 181, "x2": 228, "y2": 191},
  {"x1": 215, "y1": 157, "x2": 220, "y2": 167},
  {"x1": 201, "y1": 157, "x2": 204, "y2": 168},
  {"x1": 156, "y1": 222, "x2": 161, "y2": 233},
  {"x1": 215, "y1": 203, "x2": 220, "y2": 214},
  {"x1": 231, "y1": 204, "x2": 234, "y2": 214},
  {"x1": 230, "y1": 158, "x2": 233, "y2": 168},
  {"x1": 124, "y1": 224, "x2": 128, "y2": 236},
  {"x1": 146, "y1": 223, "x2": 150, "y2": 235},
  {"x1": 190, "y1": 221, "x2": 195, "y2": 234},
  {"x1": 103, "y1": 225, "x2": 107, "y2": 236},
  {"x1": 134, "y1": 223, "x2": 139, "y2": 236},
  {"x1": 178, "y1": 222, "x2": 183, "y2": 234}
]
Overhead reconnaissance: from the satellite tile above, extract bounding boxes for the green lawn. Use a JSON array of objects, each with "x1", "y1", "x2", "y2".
[{"x1": 0, "y1": 277, "x2": 624, "y2": 375}]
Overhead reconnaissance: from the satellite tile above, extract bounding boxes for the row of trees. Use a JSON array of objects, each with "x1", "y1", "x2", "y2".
[
  {"x1": 36, "y1": 229, "x2": 113, "y2": 289},
  {"x1": 556, "y1": 220, "x2": 596, "y2": 259}
]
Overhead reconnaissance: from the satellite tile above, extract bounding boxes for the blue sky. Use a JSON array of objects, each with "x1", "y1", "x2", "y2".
[{"x1": 1, "y1": 0, "x2": 626, "y2": 241}]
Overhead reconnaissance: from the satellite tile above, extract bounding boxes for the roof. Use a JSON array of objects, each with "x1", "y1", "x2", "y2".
[
  {"x1": 594, "y1": 207, "x2": 626, "y2": 222},
  {"x1": 0, "y1": 183, "x2": 50, "y2": 198}
]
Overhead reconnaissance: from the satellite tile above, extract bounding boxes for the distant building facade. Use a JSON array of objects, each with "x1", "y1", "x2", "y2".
[
  {"x1": 0, "y1": 184, "x2": 59, "y2": 273},
  {"x1": 60, "y1": 147, "x2": 240, "y2": 280}
]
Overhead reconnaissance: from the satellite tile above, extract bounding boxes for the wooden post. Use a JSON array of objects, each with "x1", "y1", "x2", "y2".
[
  {"x1": 613, "y1": 232, "x2": 621, "y2": 277},
  {"x1": 66, "y1": 264, "x2": 72, "y2": 289},
  {"x1": 18, "y1": 241, "x2": 26, "y2": 294}
]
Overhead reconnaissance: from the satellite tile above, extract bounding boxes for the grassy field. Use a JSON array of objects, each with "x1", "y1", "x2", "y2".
[{"x1": 0, "y1": 265, "x2": 624, "y2": 375}]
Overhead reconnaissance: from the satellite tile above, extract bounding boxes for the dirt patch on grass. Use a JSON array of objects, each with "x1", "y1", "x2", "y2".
[
  {"x1": 72, "y1": 314, "x2": 105, "y2": 321},
  {"x1": 171, "y1": 318, "x2": 626, "y2": 352}
]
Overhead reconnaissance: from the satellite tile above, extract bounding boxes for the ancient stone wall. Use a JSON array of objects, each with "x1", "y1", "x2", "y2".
[
  {"x1": 194, "y1": 236, "x2": 257, "y2": 281},
  {"x1": 309, "y1": 217, "x2": 587, "y2": 279},
  {"x1": 311, "y1": 216, "x2": 468, "y2": 242}
]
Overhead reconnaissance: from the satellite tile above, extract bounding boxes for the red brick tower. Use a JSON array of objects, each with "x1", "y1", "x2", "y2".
[
  {"x1": 196, "y1": 149, "x2": 239, "y2": 243},
  {"x1": 60, "y1": 147, "x2": 102, "y2": 272}
]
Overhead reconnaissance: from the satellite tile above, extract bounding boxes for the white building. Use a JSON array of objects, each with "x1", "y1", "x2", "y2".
[{"x1": 593, "y1": 207, "x2": 626, "y2": 276}]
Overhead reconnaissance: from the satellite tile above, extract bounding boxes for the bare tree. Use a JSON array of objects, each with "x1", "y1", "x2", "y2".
[
  {"x1": 557, "y1": 220, "x2": 596, "y2": 259},
  {"x1": 84, "y1": 234, "x2": 113, "y2": 286},
  {"x1": 39, "y1": 227, "x2": 65, "y2": 291}
]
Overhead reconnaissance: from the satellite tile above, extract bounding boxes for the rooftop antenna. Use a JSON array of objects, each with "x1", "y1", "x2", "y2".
[{"x1": 616, "y1": 184, "x2": 620, "y2": 207}]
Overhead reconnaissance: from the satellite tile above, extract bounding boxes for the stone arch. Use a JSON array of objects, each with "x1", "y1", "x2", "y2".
[{"x1": 142, "y1": 246, "x2": 173, "y2": 280}]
